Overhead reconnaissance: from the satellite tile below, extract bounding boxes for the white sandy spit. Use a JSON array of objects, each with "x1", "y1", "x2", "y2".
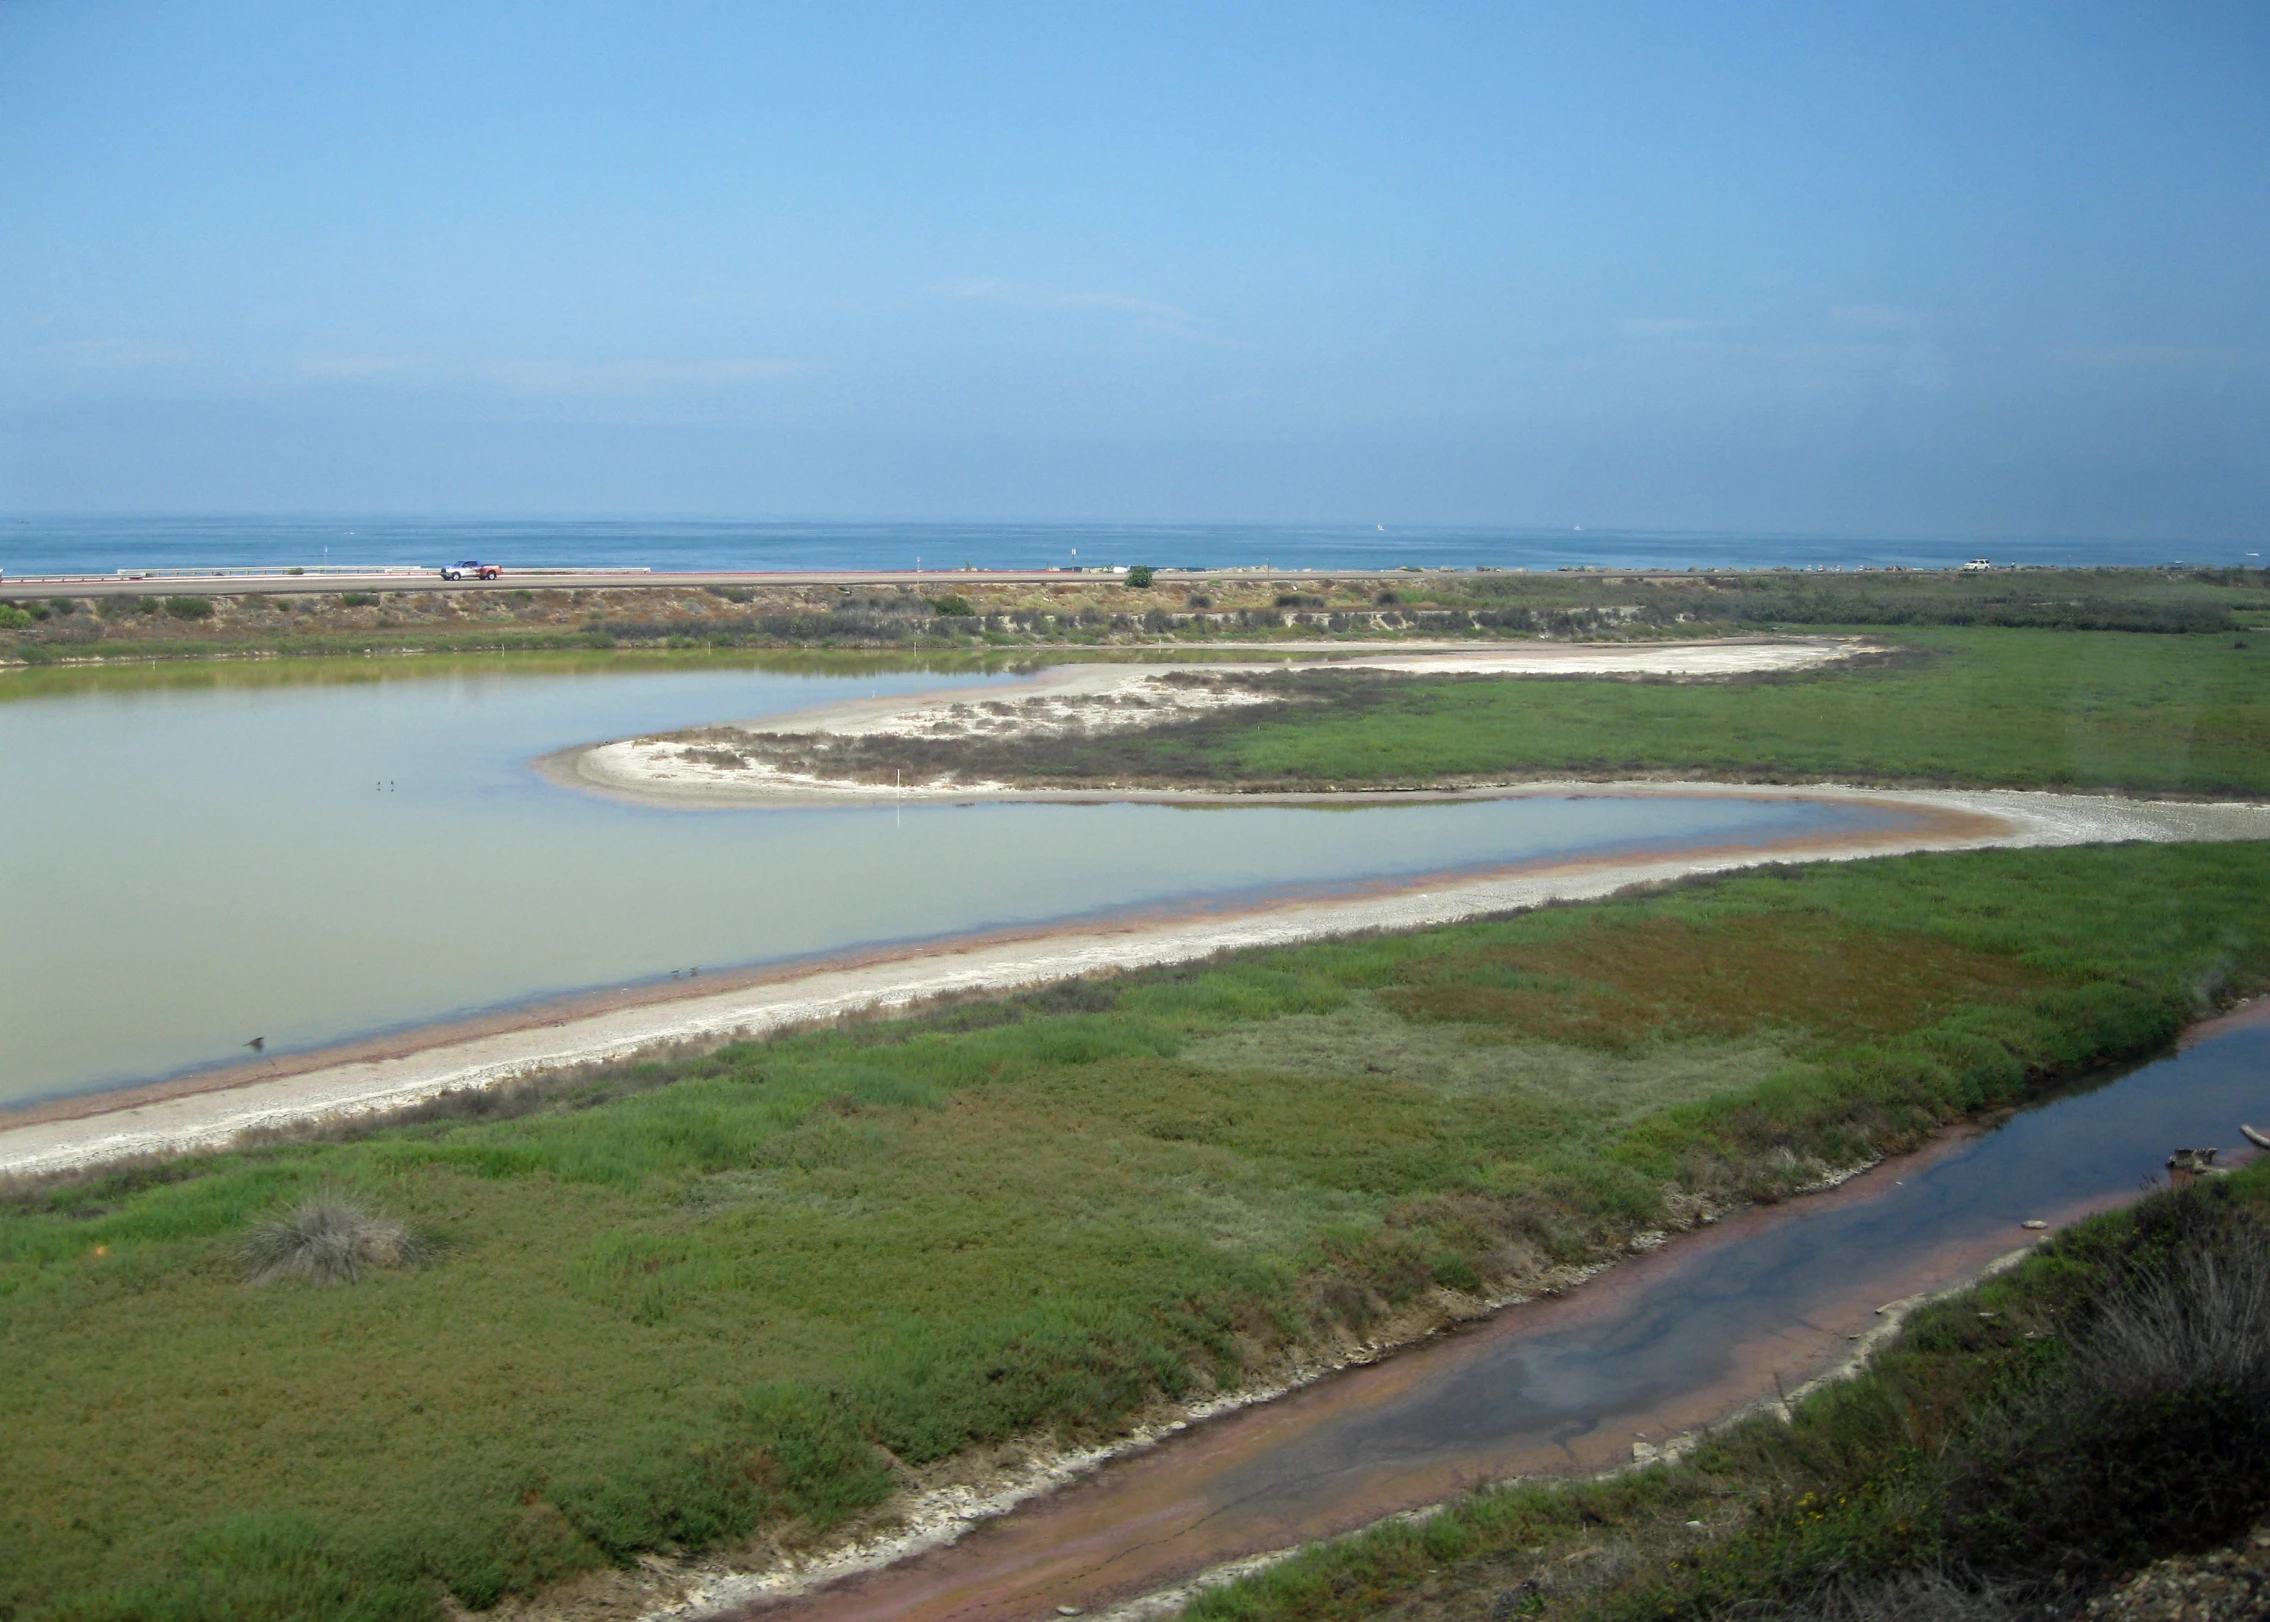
[
  {"x1": 574, "y1": 639, "x2": 1872, "y2": 802},
  {"x1": 7, "y1": 782, "x2": 2267, "y2": 1183}
]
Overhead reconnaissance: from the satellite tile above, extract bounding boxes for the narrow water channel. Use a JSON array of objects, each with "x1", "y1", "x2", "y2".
[
  {"x1": 736, "y1": 1007, "x2": 2270, "y2": 1622},
  {"x1": 0, "y1": 658, "x2": 1912, "y2": 1106}
]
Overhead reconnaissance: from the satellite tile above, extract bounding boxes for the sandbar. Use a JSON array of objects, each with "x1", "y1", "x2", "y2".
[{"x1": 564, "y1": 639, "x2": 1878, "y2": 805}]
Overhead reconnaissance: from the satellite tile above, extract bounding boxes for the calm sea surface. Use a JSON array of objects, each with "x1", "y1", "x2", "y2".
[
  {"x1": 0, "y1": 657, "x2": 1909, "y2": 1107},
  {"x1": 2, "y1": 515, "x2": 2250, "y2": 578}
]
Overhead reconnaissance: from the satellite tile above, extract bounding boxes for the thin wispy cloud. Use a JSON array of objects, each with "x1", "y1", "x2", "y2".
[
  {"x1": 286, "y1": 353, "x2": 808, "y2": 396},
  {"x1": 938, "y1": 277, "x2": 1217, "y2": 340},
  {"x1": 1618, "y1": 317, "x2": 1734, "y2": 338},
  {"x1": 475, "y1": 357, "x2": 808, "y2": 395},
  {"x1": 1830, "y1": 304, "x2": 1931, "y2": 332},
  {"x1": 296, "y1": 353, "x2": 432, "y2": 380},
  {"x1": 2046, "y1": 343, "x2": 2242, "y2": 369},
  {"x1": 50, "y1": 338, "x2": 199, "y2": 369}
]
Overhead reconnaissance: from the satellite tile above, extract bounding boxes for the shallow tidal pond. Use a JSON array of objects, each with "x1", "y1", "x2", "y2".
[{"x1": 1, "y1": 655, "x2": 1905, "y2": 1106}]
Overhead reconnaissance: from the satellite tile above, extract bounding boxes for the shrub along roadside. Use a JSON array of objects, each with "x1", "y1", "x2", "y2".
[
  {"x1": 1176, "y1": 1167, "x2": 2270, "y2": 1622},
  {"x1": 2, "y1": 842, "x2": 2267, "y2": 1621}
]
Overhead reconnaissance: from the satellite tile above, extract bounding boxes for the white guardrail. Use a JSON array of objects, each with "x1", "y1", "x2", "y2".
[
  {"x1": 116, "y1": 566, "x2": 432, "y2": 578},
  {"x1": 4, "y1": 566, "x2": 659, "y2": 586},
  {"x1": 104, "y1": 565, "x2": 653, "y2": 579}
]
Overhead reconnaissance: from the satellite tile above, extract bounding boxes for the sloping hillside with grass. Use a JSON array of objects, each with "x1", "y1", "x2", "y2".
[{"x1": 3, "y1": 842, "x2": 2267, "y2": 1619}]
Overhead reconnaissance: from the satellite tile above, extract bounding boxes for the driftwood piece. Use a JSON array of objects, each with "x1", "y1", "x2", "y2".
[{"x1": 2167, "y1": 1147, "x2": 2224, "y2": 1186}]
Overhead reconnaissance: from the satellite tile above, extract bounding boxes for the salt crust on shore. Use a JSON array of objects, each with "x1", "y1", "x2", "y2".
[{"x1": 7, "y1": 783, "x2": 2267, "y2": 1183}]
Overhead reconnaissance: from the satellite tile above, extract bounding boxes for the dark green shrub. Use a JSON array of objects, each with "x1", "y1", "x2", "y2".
[
  {"x1": 163, "y1": 595, "x2": 215, "y2": 619},
  {"x1": 1943, "y1": 1198, "x2": 2270, "y2": 1580},
  {"x1": 1126, "y1": 565, "x2": 1156, "y2": 588},
  {"x1": 340, "y1": 592, "x2": 380, "y2": 607},
  {"x1": 928, "y1": 594, "x2": 976, "y2": 617}
]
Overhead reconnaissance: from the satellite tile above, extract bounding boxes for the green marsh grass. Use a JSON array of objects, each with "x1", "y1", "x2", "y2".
[{"x1": 3, "y1": 842, "x2": 2268, "y2": 1618}]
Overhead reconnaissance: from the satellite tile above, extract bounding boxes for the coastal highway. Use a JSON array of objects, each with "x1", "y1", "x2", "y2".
[
  {"x1": 2, "y1": 567, "x2": 1371, "y2": 599},
  {"x1": 0, "y1": 564, "x2": 1916, "y2": 599}
]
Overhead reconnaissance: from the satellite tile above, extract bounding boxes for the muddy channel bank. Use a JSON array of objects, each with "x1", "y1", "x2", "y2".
[{"x1": 604, "y1": 1004, "x2": 2270, "y2": 1622}]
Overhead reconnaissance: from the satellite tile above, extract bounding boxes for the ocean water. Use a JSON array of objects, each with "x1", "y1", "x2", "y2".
[{"x1": 1, "y1": 514, "x2": 2253, "y2": 579}]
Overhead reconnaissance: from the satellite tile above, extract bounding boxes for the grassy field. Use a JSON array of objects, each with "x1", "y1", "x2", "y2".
[
  {"x1": 5, "y1": 841, "x2": 2269, "y2": 1620},
  {"x1": 745, "y1": 627, "x2": 2270, "y2": 798},
  {"x1": 1178, "y1": 1165, "x2": 2270, "y2": 1622}
]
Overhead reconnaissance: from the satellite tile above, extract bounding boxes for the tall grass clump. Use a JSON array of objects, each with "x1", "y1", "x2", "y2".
[
  {"x1": 239, "y1": 1191, "x2": 427, "y2": 1285},
  {"x1": 1940, "y1": 1194, "x2": 2270, "y2": 1583},
  {"x1": 1759, "y1": 1569, "x2": 2023, "y2": 1622}
]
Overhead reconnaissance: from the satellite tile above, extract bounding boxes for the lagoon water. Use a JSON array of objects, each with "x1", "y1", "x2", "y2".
[{"x1": 0, "y1": 657, "x2": 1905, "y2": 1108}]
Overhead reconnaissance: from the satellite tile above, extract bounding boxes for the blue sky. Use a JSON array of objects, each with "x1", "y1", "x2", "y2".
[{"x1": 1, "y1": 1, "x2": 2265, "y2": 535}]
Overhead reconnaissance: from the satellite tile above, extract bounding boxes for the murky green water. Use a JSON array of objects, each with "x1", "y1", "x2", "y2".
[{"x1": 0, "y1": 656, "x2": 1904, "y2": 1106}]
